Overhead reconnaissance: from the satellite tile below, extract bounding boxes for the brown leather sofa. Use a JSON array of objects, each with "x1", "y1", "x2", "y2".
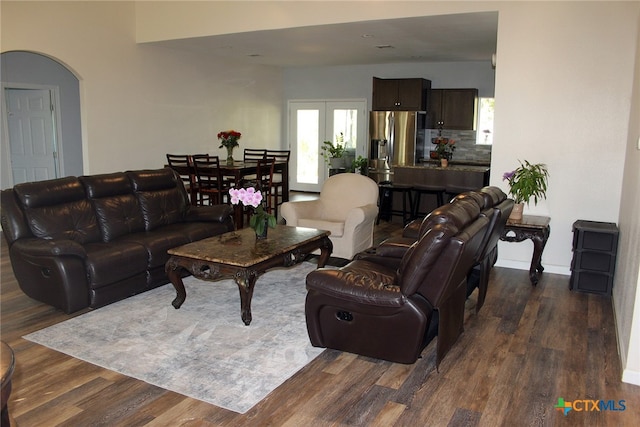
[
  {"x1": 304, "y1": 197, "x2": 490, "y2": 366},
  {"x1": 371, "y1": 186, "x2": 513, "y2": 312},
  {"x1": 1, "y1": 168, "x2": 234, "y2": 313}
]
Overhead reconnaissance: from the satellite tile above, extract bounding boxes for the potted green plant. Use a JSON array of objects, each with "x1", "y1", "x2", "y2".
[
  {"x1": 503, "y1": 160, "x2": 549, "y2": 221},
  {"x1": 350, "y1": 155, "x2": 369, "y2": 175},
  {"x1": 321, "y1": 139, "x2": 346, "y2": 169}
]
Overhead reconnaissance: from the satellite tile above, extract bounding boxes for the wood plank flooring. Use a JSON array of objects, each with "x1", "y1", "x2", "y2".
[{"x1": 2, "y1": 219, "x2": 640, "y2": 426}]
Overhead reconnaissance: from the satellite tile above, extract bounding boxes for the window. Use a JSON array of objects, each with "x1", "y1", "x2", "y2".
[{"x1": 476, "y1": 97, "x2": 494, "y2": 145}]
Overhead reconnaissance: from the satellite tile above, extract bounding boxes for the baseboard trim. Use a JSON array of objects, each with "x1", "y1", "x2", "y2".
[
  {"x1": 622, "y1": 369, "x2": 640, "y2": 386},
  {"x1": 494, "y1": 259, "x2": 571, "y2": 276}
]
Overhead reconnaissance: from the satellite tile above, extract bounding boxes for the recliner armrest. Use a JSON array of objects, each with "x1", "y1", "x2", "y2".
[
  {"x1": 12, "y1": 237, "x2": 87, "y2": 258},
  {"x1": 402, "y1": 219, "x2": 422, "y2": 239},
  {"x1": 306, "y1": 260, "x2": 402, "y2": 305},
  {"x1": 375, "y1": 237, "x2": 416, "y2": 258},
  {"x1": 185, "y1": 204, "x2": 234, "y2": 223}
]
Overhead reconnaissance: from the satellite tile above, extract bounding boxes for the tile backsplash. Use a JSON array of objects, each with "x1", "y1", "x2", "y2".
[{"x1": 423, "y1": 129, "x2": 492, "y2": 164}]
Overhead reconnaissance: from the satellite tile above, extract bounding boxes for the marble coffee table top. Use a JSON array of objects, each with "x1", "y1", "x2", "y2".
[{"x1": 168, "y1": 225, "x2": 330, "y2": 267}]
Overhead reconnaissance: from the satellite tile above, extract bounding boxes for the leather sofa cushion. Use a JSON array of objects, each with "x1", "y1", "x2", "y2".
[
  {"x1": 80, "y1": 173, "x2": 145, "y2": 242},
  {"x1": 14, "y1": 177, "x2": 101, "y2": 243},
  {"x1": 479, "y1": 186, "x2": 506, "y2": 208},
  {"x1": 128, "y1": 169, "x2": 187, "y2": 231},
  {"x1": 418, "y1": 198, "x2": 479, "y2": 237},
  {"x1": 119, "y1": 228, "x2": 190, "y2": 268},
  {"x1": 398, "y1": 224, "x2": 458, "y2": 296},
  {"x1": 160, "y1": 221, "x2": 231, "y2": 243},
  {"x1": 298, "y1": 219, "x2": 344, "y2": 237},
  {"x1": 84, "y1": 241, "x2": 149, "y2": 288},
  {"x1": 14, "y1": 176, "x2": 81, "y2": 208}
]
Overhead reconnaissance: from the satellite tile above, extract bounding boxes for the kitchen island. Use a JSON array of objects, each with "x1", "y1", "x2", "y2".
[
  {"x1": 393, "y1": 163, "x2": 490, "y2": 189},
  {"x1": 384, "y1": 163, "x2": 491, "y2": 221}
]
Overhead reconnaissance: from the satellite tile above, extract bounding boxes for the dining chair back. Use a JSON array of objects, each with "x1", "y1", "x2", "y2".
[
  {"x1": 166, "y1": 154, "x2": 197, "y2": 205},
  {"x1": 266, "y1": 150, "x2": 291, "y2": 217},
  {"x1": 192, "y1": 155, "x2": 227, "y2": 206},
  {"x1": 243, "y1": 148, "x2": 267, "y2": 162},
  {"x1": 240, "y1": 157, "x2": 275, "y2": 223}
]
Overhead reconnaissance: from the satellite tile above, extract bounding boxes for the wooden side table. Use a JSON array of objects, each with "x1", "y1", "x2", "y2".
[{"x1": 500, "y1": 215, "x2": 551, "y2": 285}]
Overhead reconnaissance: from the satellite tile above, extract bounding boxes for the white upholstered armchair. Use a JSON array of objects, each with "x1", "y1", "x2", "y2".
[{"x1": 281, "y1": 173, "x2": 379, "y2": 260}]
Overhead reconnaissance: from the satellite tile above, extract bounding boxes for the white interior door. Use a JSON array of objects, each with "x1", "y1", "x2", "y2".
[
  {"x1": 4, "y1": 88, "x2": 60, "y2": 185},
  {"x1": 288, "y1": 99, "x2": 366, "y2": 192}
]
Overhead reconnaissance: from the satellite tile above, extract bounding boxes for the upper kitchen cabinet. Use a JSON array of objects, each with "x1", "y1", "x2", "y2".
[
  {"x1": 372, "y1": 77, "x2": 431, "y2": 111},
  {"x1": 429, "y1": 88, "x2": 478, "y2": 130}
]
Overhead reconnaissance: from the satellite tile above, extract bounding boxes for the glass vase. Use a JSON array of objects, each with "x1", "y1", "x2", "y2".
[
  {"x1": 226, "y1": 147, "x2": 235, "y2": 165},
  {"x1": 254, "y1": 218, "x2": 268, "y2": 240}
]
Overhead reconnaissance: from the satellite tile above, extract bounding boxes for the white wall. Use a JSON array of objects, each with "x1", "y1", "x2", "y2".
[
  {"x1": 492, "y1": 2, "x2": 636, "y2": 274},
  {"x1": 615, "y1": 9, "x2": 640, "y2": 386},
  {"x1": 0, "y1": 1, "x2": 284, "y2": 174},
  {"x1": 283, "y1": 61, "x2": 495, "y2": 101},
  {"x1": 1, "y1": 51, "x2": 84, "y2": 186}
]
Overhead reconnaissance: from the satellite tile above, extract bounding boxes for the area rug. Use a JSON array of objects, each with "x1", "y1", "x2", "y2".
[{"x1": 24, "y1": 262, "x2": 325, "y2": 414}]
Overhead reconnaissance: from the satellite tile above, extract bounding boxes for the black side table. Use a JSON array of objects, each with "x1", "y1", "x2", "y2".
[{"x1": 500, "y1": 215, "x2": 551, "y2": 285}]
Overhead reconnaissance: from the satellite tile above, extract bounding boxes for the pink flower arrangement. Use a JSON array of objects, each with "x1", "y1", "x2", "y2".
[
  {"x1": 229, "y1": 187, "x2": 263, "y2": 208},
  {"x1": 433, "y1": 137, "x2": 456, "y2": 160},
  {"x1": 229, "y1": 187, "x2": 276, "y2": 235}
]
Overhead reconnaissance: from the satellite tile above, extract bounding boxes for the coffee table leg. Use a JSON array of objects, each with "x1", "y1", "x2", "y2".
[
  {"x1": 234, "y1": 272, "x2": 257, "y2": 325},
  {"x1": 316, "y1": 237, "x2": 333, "y2": 268},
  {"x1": 166, "y1": 259, "x2": 186, "y2": 309}
]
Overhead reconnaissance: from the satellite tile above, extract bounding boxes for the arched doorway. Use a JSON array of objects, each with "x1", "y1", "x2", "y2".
[{"x1": 1, "y1": 51, "x2": 82, "y2": 188}]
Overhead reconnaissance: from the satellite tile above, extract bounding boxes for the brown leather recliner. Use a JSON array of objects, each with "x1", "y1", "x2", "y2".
[
  {"x1": 305, "y1": 198, "x2": 489, "y2": 366},
  {"x1": 369, "y1": 186, "x2": 513, "y2": 313},
  {"x1": 468, "y1": 187, "x2": 514, "y2": 312}
]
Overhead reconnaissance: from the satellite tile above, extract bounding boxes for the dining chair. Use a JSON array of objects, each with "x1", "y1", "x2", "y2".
[
  {"x1": 243, "y1": 148, "x2": 267, "y2": 162},
  {"x1": 166, "y1": 154, "x2": 198, "y2": 205},
  {"x1": 240, "y1": 149, "x2": 267, "y2": 183},
  {"x1": 192, "y1": 155, "x2": 228, "y2": 206},
  {"x1": 266, "y1": 149, "x2": 290, "y2": 217}
]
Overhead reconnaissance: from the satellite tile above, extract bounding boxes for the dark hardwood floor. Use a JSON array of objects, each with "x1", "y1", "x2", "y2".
[{"x1": 2, "y1": 204, "x2": 639, "y2": 426}]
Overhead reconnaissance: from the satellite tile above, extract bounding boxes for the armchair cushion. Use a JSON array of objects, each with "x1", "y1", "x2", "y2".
[{"x1": 299, "y1": 219, "x2": 344, "y2": 237}]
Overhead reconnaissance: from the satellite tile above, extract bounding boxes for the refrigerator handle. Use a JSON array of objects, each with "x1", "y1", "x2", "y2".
[{"x1": 388, "y1": 113, "x2": 394, "y2": 165}]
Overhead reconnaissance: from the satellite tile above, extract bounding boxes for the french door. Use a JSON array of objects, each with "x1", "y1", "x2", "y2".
[{"x1": 288, "y1": 100, "x2": 367, "y2": 192}]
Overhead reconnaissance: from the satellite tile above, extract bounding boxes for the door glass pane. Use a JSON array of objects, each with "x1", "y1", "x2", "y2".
[
  {"x1": 296, "y1": 109, "x2": 319, "y2": 185},
  {"x1": 332, "y1": 109, "x2": 357, "y2": 151},
  {"x1": 476, "y1": 97, "x2": 494, "y2": 145}
]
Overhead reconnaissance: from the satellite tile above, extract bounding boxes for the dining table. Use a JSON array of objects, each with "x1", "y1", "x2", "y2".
[{"x1": 166, "y1": 158, "x2": 289, "y2": 228}]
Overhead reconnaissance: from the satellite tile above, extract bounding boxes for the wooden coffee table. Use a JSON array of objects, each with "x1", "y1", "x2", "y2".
[{"x1": 165, "y1": 225, "x2": 332, "y2": 325}]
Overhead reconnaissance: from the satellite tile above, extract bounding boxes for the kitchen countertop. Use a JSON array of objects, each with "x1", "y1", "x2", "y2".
[{"x1": 396, "y1": 163, "x2": 490, "y2": 172}]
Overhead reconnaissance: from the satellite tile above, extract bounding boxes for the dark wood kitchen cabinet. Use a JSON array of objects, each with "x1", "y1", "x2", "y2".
[
  {"x1": 372, "y1": 77, "x2": 431, "y2": 111},
  {"x1": 428, "y1": 88, "x2": 478, "y2": 130}
]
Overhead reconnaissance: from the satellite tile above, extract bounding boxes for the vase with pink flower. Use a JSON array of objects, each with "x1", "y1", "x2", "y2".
[
  {"x1": 433, "y1": 136, "x2": 456, "y2": 167},
  {"x1": 229, "y1": 187, "x2": 276, "y2": 239}
]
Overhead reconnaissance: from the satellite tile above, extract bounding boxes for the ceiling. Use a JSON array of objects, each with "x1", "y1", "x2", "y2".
[{"x1": 149, "y1": 11, "x2": 499, "y2": 67}]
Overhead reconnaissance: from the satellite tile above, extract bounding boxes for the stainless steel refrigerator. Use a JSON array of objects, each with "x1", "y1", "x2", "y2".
[{"x1": 369, "y1": 111, "x2": 426, "y2": 180}]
